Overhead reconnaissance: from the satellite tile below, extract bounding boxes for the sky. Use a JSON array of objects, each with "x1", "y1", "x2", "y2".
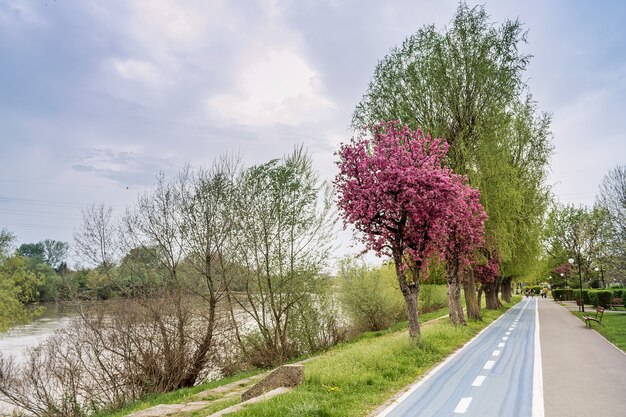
[{"x1": 1, "y1": 0, "x2": 625, "y2": 266}]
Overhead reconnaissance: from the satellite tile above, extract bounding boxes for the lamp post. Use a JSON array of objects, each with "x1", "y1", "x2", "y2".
[
  {"x1": 594, "y1": 266, "x2": 605, "y2": 288},
  {"x1": 569, "y1": 257, "x2": 584, "y2": 312}
]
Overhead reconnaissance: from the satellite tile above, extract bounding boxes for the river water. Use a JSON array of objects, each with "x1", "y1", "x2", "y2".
[{"x1": 0, "y1": 303, "x2": 77, "y2": 363}]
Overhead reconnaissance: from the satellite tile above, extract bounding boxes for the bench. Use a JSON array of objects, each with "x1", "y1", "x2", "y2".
[
  {"x1": 575, "y1": 299, "x2": 583, "y2": 312},
  {"x1": 608, "y1": 297, "x2": 624, "y2": 310},
  {"x1": 583, "y1": 306, "x2": 605, "y2": 328}
]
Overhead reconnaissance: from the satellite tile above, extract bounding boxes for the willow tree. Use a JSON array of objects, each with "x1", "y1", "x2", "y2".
[{"x1": 353, "y1": 3, "x2": 552, "y2": 316}]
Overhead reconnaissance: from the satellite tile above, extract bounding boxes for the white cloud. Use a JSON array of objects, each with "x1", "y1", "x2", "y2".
[
  {"x1": 112, "y1": 59, "x2": 163, "y2": 84},
  {"x1": 207, "y1": 49, "x2": 335, "y2": 126}
]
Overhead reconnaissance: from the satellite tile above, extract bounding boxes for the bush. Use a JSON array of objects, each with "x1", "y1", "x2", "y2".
[
  {"x1": 588, "y1": 290, "x2": 613, "y2": 307},
  {"x1": 339, "y1": 261, "x2": 405, "y2": 332},
  {"x1": 611, "y1": 289, "x2": 624, "y2": 299},
  {"x1": 572, "y1": 289, "x2": 590, "y2": 304},
  {"x1": 552, "y1": 289, "x2": 573, "y2": 301},
  {"x1": 419, "y1": 284, "x2": 448, "y2": 313}
]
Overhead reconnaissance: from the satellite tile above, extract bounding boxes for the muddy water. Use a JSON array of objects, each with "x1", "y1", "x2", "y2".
[{"x1": 0, "y1": 303, "x2": 77, "y2": 363}]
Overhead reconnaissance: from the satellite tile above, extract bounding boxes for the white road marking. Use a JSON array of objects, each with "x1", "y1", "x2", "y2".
[
  {"x1": 483, "y1": 360, "x2": 495, "y2": 370},
  {"x1": 532, "y1": 299, "x2": 545, "y2": 417},
  {"x1": 498, "y1": 342, "x2": 505, "y2": 348},
  {"x1": 503, "y1": 336, "x2": 509, "y2": 340},
  {"x1": 454, "y1": 397, "x2": 473, "y2": 413},
  {"x1": 492, "y1": 350, "x2": 501, "y2": 356},
  {"x1": 506, "y1": 331, "x2": 511, "y2": 335},
  {"x1": 508, "y1": 327, "x2": 514, "y2": 331},
  {"x1": 472, "y1": 375, "x2": 486, "y2": 387}
]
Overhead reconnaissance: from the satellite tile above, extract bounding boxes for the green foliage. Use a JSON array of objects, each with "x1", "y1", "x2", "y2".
[
  {"x1": 587, "y1": 290, "x2": 613, "y2": 307},
  {"x1": 353, "y1": 2, "x2": 552, "y2": 278},
  {"x1": 338, "y1": 260, "x2": 405, "y2": 332},
  {"x1": 338, "y1": 261, "x2": 448, "y2": 332},
  {"x1": 551, "y1": 289, "x2": 574, "y2": 301},
  {"x1": 611, "y1": 289, "x2": 624, "y2": 299},
  {"x1": 0, "y1": 254, "x2": 45, "y2": 331},
  {"x1": 572, "y1": 289, "x2": 591, "y2": 305}
]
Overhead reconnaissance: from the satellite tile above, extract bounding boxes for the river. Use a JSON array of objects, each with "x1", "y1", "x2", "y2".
[{"x1": 0, "y1": 303, "x2": 77, "y2": 363}]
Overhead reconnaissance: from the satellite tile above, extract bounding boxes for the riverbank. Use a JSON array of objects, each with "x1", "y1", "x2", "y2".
[{"x1": 96, "y1": 299, "x2": 520, "y2": 417}]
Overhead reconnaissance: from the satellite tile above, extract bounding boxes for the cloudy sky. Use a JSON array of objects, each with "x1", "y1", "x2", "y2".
[{"x1": 1, "y1": 0, "x2": 625, "y2": 265}]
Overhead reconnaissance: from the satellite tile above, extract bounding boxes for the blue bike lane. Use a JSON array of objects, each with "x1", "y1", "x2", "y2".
[{"x1": 378, "y1": 298, "x2": 542, "y2": 417}]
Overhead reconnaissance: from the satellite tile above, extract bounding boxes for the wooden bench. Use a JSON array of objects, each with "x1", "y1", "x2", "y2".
[
  {"x1": 575, "y1": 299, "x2": 583, "y2": 312},
  {"x1": 583, "y1": 306, "x2": 605, "y2": 328},
  {"x1": 608, "y1": 297, "x2": 624, "y2": 310}
]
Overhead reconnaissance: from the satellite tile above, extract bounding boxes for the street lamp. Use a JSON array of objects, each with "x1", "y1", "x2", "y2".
[
  {"x1": 569, "y1": 258, "x2": 584, "y2": 312},
  {"x1": 594, "y1": 266, "x2": 605, "y2": 288}
]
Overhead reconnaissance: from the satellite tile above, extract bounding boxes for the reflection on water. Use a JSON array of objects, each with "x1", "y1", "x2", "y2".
[{"x1": 0, "y1": 303, "x2": 77, "y2": 363}]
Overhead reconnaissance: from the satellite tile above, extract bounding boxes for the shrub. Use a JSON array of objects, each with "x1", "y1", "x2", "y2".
[
  {"x1": 589, "y1": 290, "x2": 613, "y2": 307},
  {"x1": 338, "y1": 261, "x2": 405, "y2": 332},
  {"x1": 552, "y1": 289, "x2": 573, "y2": 301},
  {"x1": 419, "y1": 284, "x2": 448, "y2": 313},
  {"x1": 611, "y1": 289, "x2": 624, "y2": 299},
  {"x1": 573, "y1": 289, "x2": 590, "y2": 304}
]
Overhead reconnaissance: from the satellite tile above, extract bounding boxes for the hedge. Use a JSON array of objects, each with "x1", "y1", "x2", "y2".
[
  {"x1": 552, "y1": 289, "x2": 574, "y2": 301},
  {"x1": 572, "y1": 289, "x2": 591, "y2": 304},
  {"x1": 588, "y1": 290, "x2": 613, "y2": 307},
  {"x1": 611, "y1": 289, "x2": 624, "y2": 299}
]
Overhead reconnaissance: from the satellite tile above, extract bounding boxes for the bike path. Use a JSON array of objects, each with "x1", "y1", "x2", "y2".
[{"x1": 379, "y1": 298, "x2": 539, "y2": 417}]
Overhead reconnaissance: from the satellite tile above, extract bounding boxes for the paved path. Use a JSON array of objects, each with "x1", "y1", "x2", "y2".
[
  {"x1": 539, "y1": 298, "x2": 626, "y2": 417},
  {"x1": 379, "y1": 298, "x2": 541, "y2": 417}
]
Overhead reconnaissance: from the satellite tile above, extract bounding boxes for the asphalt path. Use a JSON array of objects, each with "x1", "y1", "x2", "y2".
[
  {"x1": 540, "y1": 299, "x2": 626, "y2": 417},
  {"x1": 379, "y1": 298, "x2": 541, "y2": 417}
]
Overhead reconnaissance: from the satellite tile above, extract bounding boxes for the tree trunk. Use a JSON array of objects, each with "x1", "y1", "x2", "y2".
[
  {"x1": 501, "y1": 276, "x2": 513, "y2": 303},
  {"x1": 484, "y1": 279, "x2": 502, "y2": 309},
  {"x1": 394, "y1": 252, "x2": 421, "y2": 338},
  {"x1": 446, "y1": 256, "x2": 466, "y2": 325},
  {"x1": 463, "y1": 269, "x2": 482, "y2": 320},
  {"x1": 400, "y1": 282, "x2": 421, "y2": 338}
]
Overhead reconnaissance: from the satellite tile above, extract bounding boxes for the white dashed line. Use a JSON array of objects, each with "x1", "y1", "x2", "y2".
[
  {"x1": 506, "y1": 331, "x2": 511, "y2": 335},
  {"x1": 471, "y1": 375, "x2": 486, "y2": 387},
  {"x1": 498, "y1": 342, "x2": 505, "y2": 348},
  {"x1": 503, "y1": 336, "x2": 509, "y2": 340},
  {"x1": 454, "y1": 397, "x2": 473, "y2": 413},
  {"x1": 483, "y1": 360, "x2": 495, "y2": 370},
  {"x1": 508, "y1": 327, "x2": 514, "y2": 331},
  {"x1": 492, "y1": 350, "x2": 501, "y2": 356}
]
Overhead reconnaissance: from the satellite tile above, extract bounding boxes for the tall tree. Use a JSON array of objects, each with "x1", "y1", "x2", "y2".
[
  {"x1": 335, "y1": 121, "x2": 480, "y2": 337},
  {"x1": 41, "y1": 239, "x2": 69, "y2": 269},
  {"x1": 230, "y1": 148, "x2": 335, "y2": 363},
  {"x1": 597, "y1": 164, "x2": 626, "y2": 281},
  {"x1": 352, "y1": 3, "x2": 552, "y2": 314},
  {"x1": 441, "y1": 184, "x2": 486, "y2": 324}
]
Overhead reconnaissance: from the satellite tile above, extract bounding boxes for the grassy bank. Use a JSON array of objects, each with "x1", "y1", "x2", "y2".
[
  {"x1": 573, "y1": 310, "x2": 626, "y2": 352},
  {"x1": 96, "y1": 299, "x2": 519, "y2": 417},
  {"x1": 227, "y1": 298, "x2": 520, "y2": 417},
  {"x1": 92, "y1": 369, "x2": 266, "y2": 417}
]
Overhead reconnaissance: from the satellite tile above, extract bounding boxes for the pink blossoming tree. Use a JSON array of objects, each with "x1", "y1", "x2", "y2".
[
  {"x1": 441, "y1": 185, "x2": 487, "y2": 325},
  {"x1": 335, "y1": 121, "x2": 485, "y2": 337},
  {"x1": 474, "y1": 251, "x2": 501, "y2": 309}
]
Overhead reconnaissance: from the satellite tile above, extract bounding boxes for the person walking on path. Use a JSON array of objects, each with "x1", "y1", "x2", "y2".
[{"x1": 539, "y1": 297, "x2": 626, "y2": 417}]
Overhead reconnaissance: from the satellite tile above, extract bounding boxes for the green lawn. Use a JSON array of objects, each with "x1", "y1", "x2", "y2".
[{"x1": 572, "y1": 310, "x2": 626, "y2": 352}]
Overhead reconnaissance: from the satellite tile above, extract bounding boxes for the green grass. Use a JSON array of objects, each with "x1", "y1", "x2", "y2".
[
  {"x1": 228, "y1": 298, "x2": 520, "y2": 417},
  {"x1": 572, "y1": 310, "x2": 626, "y2": 352}
]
